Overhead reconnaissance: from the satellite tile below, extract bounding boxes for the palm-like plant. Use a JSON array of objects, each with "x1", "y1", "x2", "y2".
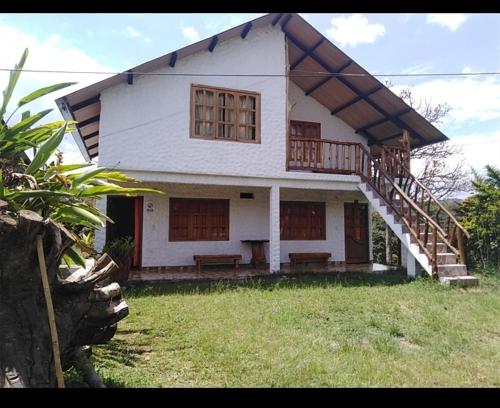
[{"x1": 0, "y1": 49, "x2": 162, "y2": 267}]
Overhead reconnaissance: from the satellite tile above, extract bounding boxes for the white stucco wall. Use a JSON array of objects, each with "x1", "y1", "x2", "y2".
[
  {"x1": 98, "y1": 25, "x2": 288, "y2": 179},
  {"x1": 133, "y1": 183, "x2": 368, "y2": 267},
  {"x1": 97, "y1": 26, "x2": 370, "y2": 183},
  {"x1": 140, "y1": 184, "x2": 270, "y2": 267},
  {"x1": 288, "y1": 80, "x2": 368, "y2": 146}
]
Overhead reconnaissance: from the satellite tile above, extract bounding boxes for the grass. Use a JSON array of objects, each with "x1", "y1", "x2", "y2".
[{"x1": 65, "y1": 271, "x2": 500, "y2": 387}]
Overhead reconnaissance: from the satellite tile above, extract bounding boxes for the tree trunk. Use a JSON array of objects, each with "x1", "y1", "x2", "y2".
[{"x1": 0, "y1": 210, "x2": 129, "y2": 388}]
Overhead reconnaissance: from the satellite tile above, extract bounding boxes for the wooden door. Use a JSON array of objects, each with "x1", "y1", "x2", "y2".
[
  {"x1": 344, "y1": 203, "x2": 369, "y2": 264},
  {"x1": 289, "y1": 120, "x2": 322, "y2": 168},
  {"x1": 132, "y1": 196, "x2": 143, "y2": 268},
  {"x1": 106, "y1": 196, "x2": 143, "y2": 268}
]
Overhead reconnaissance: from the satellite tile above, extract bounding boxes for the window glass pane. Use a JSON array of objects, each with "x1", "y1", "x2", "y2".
[
  {"x1": 206, "y1": 107, "x2": 214, "y2": 121},
  {"x1": 226, "y1": 94, "x2": 234, "y2": 108},
  {"x1": 195, "y1": 121, "x2": 201, "y2": 135},
  {"x1": 218, "y1": 124, "x2": 224, "y2": 138},
  {"x1": 207, "y1": 123, "x2": 214, "y2": 137},
  {"x1": 195, "y1": 105, "x2": 202, "y2": 120},
  {"x1": 196, "y1": 122, "x2": 205, "y2": 136},
  {"x1": 218, "y1": 108, "x2": 225, "y2": 122},
  {"x1": 195, "y1": 90, "x2": 204, "y2": 104},
  {"x1": 206, "y1": 91, "x2": 214, "y2": 106},
  {"x1": 239, "y1": 125, "x2": 246, "y2": 139},
  {"x1": 249, "y1": 96, "x2": 256, "y2": 110},
  {"x1": 239, "y1": 110, "x2": 246, "y2": 125},
  {"x1": 250, "y1": 127, "x2": 256, "y2": 140},
  {"x1": 227, "y1": 125, "x2": 235, "y2": 139},
  {"x1": 226, "y1": 109, "x2": 234, "y2": 123},
  {"x1": 239, "y1": 95, "x2": 247, "y2": 109},
  {"x1": 248, "y1": 111, "x2": 255, "y2": 125}
]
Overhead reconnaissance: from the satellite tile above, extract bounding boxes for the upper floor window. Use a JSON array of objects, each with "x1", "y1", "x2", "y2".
[{"x1": 190, "y1": 84, "x2": 260, "y2": 143}]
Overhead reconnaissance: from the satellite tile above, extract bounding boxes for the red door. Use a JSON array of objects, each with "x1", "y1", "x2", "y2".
[
  {"x1": 344, "y1": 203, "x2": 369, "y2": 264},
  {"x1": 132, "y1": 196, "x2": 143, "y2": 268}
]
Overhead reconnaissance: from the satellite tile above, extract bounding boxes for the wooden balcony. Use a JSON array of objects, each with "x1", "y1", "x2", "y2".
[{"x1": 287, "y1": 137, "x2": 366, "y2": 175}]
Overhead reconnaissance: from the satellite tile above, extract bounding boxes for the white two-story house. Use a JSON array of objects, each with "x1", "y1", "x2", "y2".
[{"x1": 56, "y1": 13, "x2": 473, "y2": 283}]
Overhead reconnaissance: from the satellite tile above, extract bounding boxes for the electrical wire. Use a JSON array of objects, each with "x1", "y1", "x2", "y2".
[{"x1": 1, "y1": 67, "x2": 499, "y2": 78}]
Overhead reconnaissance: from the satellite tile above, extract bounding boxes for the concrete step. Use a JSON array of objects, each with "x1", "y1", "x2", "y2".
[
  {"x1": 440, "y1": 276, "x2": 479, "y2": 288},
  {"x1": 427, "y1": 242, "x2": 447, "y2": 252},
  {"x1": 437, "y1": 253, "x2": 457, "y2": 265},
  {"x1": 437, "y1": 264, "x2": 468, "y2": 277}
]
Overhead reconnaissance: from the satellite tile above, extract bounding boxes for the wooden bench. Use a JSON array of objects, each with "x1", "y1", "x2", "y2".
[
  {"x1": 193, "y1": 255, "x2": 242, "y2": 273},
  {"x1": 289, "y1": 252, "x2": 331, "y2": 270}
]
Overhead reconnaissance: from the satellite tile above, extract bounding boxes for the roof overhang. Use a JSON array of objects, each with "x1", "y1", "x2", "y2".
[
  {"x1": 56, "y1": 12, "x2": 448, "y2": 161},
  {"x1": 282, "y1": 13, "x2": 448, "y2": 151}
]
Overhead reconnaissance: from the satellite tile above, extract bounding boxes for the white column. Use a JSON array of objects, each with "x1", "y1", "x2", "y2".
[
  {"x1": 401, "y1": 243, "x2": 416, "y2": 278},
  {"x1": 367, "y1": 202, "x2": 374, "y2": 262},
  {"x1": 269, "y1": 185, "x2": 281, "y2": 274},
  {"x1": 94, "y1": 197, "x2": 107, "y2": 253}
]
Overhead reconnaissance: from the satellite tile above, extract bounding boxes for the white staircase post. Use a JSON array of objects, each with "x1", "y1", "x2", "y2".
[{"x1": 401, "y1": 243, "x2": 417, "y2": 278}]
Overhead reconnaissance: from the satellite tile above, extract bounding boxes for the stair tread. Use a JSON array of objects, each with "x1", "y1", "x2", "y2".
[{"x1": 438, "y1": 263, "x2": 467, "y2": 267}]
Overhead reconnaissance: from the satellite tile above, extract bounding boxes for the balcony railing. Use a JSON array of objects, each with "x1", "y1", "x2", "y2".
[{"x1": 288, "y1": 138, "x2": 365, "y2": 175}]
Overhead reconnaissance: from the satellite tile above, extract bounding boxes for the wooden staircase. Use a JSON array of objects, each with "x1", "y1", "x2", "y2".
[{"x1": 356, "y1": 140, "x2": 478, "y2": 286}]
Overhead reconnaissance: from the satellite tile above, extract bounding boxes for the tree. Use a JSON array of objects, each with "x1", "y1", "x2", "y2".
[
  {"x1": 0, "y1": 49, "x2": 162, "y2": 387},
  {"x1": 386, "y1": 80, "x2": 470, "y2": 199},
  {"x1": 456, "y1": 165, "x2": 500, "y2": 271},
  {"x1": 373, "y1": 80, "x2": 471, "y2": 267}
]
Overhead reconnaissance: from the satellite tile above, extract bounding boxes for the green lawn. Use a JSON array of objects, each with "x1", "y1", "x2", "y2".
[{"x1": 67, "y1": 272, "x2": 500, "y2": 387}]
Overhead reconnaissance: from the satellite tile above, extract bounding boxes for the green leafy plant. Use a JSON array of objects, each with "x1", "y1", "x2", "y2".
[
  {"x1": 103, "y1": 236, "x2": 135, "y2": 264},
  {"x1": 0, "y1": 48, "x2": 163, "y2": 268}
]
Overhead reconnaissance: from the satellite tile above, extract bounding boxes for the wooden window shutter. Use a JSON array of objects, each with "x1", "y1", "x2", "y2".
[
  {"x1": 280, "y1": 201, "x2": 326, "y2": 240},
  {"x1": 170, "y1": 198, "x2": 229, "y2": 241}
]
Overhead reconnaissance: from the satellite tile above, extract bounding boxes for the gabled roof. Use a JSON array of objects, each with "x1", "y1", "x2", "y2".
[{"x1": 56, "y1": 13, "x2": 448, "y2": 162}]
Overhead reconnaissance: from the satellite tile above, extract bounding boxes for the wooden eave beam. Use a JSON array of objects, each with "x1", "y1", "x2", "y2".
[
  {"x1": 70, "y1": 95, "x2": 100, "y2": 112},
  {"x1": 77, "y1": 115, "x2": 100, "y2": 129},
  {"x1": 127, "y1": 70, "x2": 133, "y2": 85},
  {"x1": 305, "y1": 60, "x2": 352, "y2": 96},
  {"x1": 169, "y1": 52, "x2": 177, "y2": 68},
  {"x1": 63, "y1": 96, "x2": 92, "y2": 161},
  {"x1": 355, "y1": 108, "x2": 412, "y2": 134},
  {"x1": 86, "y1": 142, "x2": 99, "y2": 151},
  {"x1": 82, "y1": 131, "x2": 99, "y2": 141},
  {"x1": 272, "y1": 13, "x2": 284, "y2": 26},
  {"x1": 359, "y1": 130, "x2": 378, "y2": 144},
  {"x1": 241, "y1": 22, "x2": 252, "y2": 39},
  {"x1": 368, "y1": 132, "x2": 403, "y2": 146},
  {"x1": 280, "y1": 14, "x2": 293, "y2": 31},
  {"x1": 283, "y1": 29, "x2": 427, "y2": 143},
  {"x1": 290, "y1": 38, "x2": 324, "y2": 71},
  {"x1": 330, "y1": 86, "x2": 383, "y2": 115},
  {"x1": 208, "y1": 36, "x2": 219, "y2": 52}
]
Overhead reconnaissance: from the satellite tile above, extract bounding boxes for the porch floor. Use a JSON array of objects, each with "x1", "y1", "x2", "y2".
[{"x1": 129, "y1": 262, "x2": 403, "y2": 283}]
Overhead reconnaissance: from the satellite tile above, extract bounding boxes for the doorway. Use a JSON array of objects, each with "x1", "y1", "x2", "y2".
[
  {"x1": 106, "y1": 196, "x2": 143, "y2": 268},
  {"x1": 344, "y1": 202, "x2": 369, "y2": 264}
]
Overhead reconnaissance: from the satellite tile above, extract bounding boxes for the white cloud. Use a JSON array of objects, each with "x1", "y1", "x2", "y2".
[
  {"x1": 124, "y1": 26, "x2": 141, "y2": 38},
  {"x1": 401, "y1": 62, "x2": 434, "y2": 75},
  {"x1": 0, "y1": 22, "x2": 117, "y2": 163},
  {"x1": 426, "y1": 14, "x2": 467, "y2": 32},
  {"x1": 391, "y1": 75, "x2": 500, "y2": 125},
  {"x1": 324, "y1": 14, "x2": 386, "y2": 47},
  {"x1": 448, "y1": 131, "x2": 500, "y2": 173},
  {"x1": 409, "y1": 131, "x2": 500, "y2": 194},
  {"x1": 181, "y1": 26, "x2": 200, "y2": 43},
  {"x1": 123, "y1": 26, "x2": 151, "y2": 43}
]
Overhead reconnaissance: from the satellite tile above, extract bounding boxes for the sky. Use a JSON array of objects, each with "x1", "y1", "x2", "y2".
[{"x1": 0, "y1": 13, "x2": 499, "y2": 185}]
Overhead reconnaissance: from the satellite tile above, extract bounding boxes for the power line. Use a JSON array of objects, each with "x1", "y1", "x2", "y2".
[{"x1": 1, "y1": 67, "x2": 500, "y2": 78}]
